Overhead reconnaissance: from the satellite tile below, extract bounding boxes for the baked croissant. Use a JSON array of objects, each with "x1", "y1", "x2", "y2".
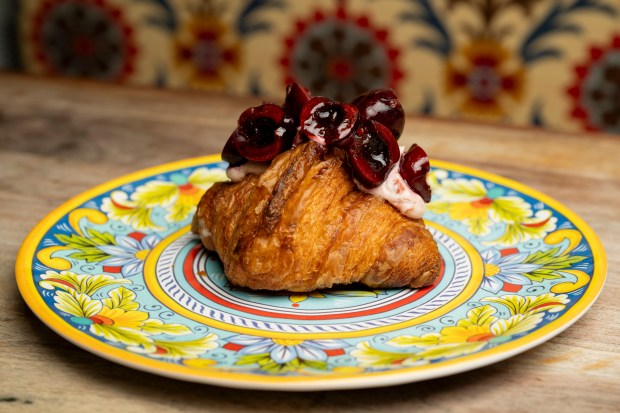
[{"x1": 191, "y1": 141, "x2": 442, "y2": 292}]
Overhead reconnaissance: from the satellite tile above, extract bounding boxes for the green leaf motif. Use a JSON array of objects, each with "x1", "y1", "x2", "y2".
[
  {"x1": 54, "y1": 290, "x2": 102, "y2": 318},
  {"x1": 165, "y1": 202, "x2": 194, "y2": 223},
  {"x1": 523, "y1": 247, "x2": 587, "y2": 282},
  {"x1": 40, "y1": 271, "x2": 131, "y2": 295},
  {"x1": 91, "y1": 324, "x2": 152, "y2": 346},
  {"x1": 86, "y1": 227, "x2": 117, "y2": 245},
  {"x1": 148, "y1": 335, "x2": 219, "y2": 359},
  {"x1": 55, "y1": 233, "x2": 94, "y2": 249},
  {"x1": 55, "y1": 229, "x2": 117, "y2": 263},
  {"x1": 483, "y1": 293, "x2": 569, "y2": 316},
  {"x1": 467, "y1": 216, "x2": 492, "y2": 237},
  {"x1": 119, "y1": 206, "x2": 161, "y2": 231},
  {"x1": 491, "y1": 312, "x2": 544, "y2": 336},
  {"x1": 462, "y1": 305, "x2": 497, "y2": 327},
  {"x1": 490, "y1": 197, "x2": 531, "y2": 223},
  {"x1": 67, "y1": 248, "x2": 110, "y2": 263},
  {"x1": 391, "y1": 334, "x2": 440, "y2": 348},
  {"x1": 260, "y1": 359, "x2": 297, "y2": 374},
  {"x1": 78, "y1": 274, "x2": 131, "y2": 295},
  {"x1": 351, "y1": 341, "x2": 410, "y2": 366},
  {"x1": 415, "y1": 342, "x2": 485, "y2": 360},
  {"x1": 140, "y1": 319, "x2": 192, "y2": 335},
  {"x1": 134, "y1": 181, "x2": 178, "y2": 207},
  {"x1": 259, "y1": 357, "x2": 301, "y2": 374},
  {"x1": 236, "y1": 353, "x2": 270, "y2": 366},
  {"x1": 103, "y1": 287, "x2": 139, "y2": 311},
  {"x1": 234, "y1": 352, "x2": 329, "y2": 373},
  {"x1": 302, "y1": 359, "x2": 329, "y2": 371}
]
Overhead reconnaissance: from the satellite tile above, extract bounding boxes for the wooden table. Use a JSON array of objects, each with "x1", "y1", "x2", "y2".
[{"x1": 1, "y1": 73, "x2": 618, "y2": 412}]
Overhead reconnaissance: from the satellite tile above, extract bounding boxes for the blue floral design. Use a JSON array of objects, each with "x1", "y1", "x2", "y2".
[
  {"x1": 227, "y1": 335, "x2": 346, "y2": 364},
  {"x1": 98, "y1": 234, "x2": 161, "y2": 277},
  {"x1": 480, "y1": 248, "x2": 540, "y2": 293}
]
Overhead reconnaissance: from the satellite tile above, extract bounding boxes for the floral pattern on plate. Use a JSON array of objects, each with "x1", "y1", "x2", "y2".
[{"x1": 16, "y1": 156, "x2": 606, "y2": 390}]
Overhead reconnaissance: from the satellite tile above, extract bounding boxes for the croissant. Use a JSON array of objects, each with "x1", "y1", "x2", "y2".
[{"x1": 192, "y1": 141, "x2": 442, "y2": 292}]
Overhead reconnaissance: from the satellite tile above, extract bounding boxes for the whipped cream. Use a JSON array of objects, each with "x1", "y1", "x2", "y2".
[
  {"x1": 355, "y1": 160, "x2": 426, "y2": 219},
  {"x1": 226, "y1": 161, "x2": 269, "y2": 182}
]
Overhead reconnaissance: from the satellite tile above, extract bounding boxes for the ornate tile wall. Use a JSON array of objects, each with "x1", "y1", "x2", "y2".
[{"x1": 3, "y1": 0, "x2": 619, "y2": 134}]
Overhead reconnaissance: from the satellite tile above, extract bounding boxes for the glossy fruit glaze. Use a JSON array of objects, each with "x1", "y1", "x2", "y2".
[{"x1": 221, "y1": 82, "x2": 432, "y2": 203}]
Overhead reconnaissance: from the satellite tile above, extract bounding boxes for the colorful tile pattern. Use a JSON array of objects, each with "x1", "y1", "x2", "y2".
[{"x1": 4, "y1": 0, "x2": 619, "y2": 134}]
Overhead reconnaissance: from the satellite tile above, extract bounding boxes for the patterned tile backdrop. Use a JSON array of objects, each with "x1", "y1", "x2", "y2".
[{"x1": 2, "y1": 0, "x2": 619, "y2": 134}]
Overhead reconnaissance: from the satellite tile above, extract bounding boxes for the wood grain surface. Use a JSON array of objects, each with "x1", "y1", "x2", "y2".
[{"x1": 0, "y1": 73, "x2": 618, "y2": 413}]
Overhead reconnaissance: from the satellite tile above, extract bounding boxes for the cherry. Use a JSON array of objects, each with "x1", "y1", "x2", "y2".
[
  {"x1": 280, "y1": 115, "x2": 297, "y2": 149},
  {"x1": 300, "y1": 97, "x2": 359, "y2": 146},
  {"x1": 283, "y1": 82, "x2": 312, "y2": 122},
  {"x1": 399, "y1": 144, "x2": 432, "y2": 202},
  {"x1": 222, "y1": 132, "x2": 245, "y2": 166},
  {"x1": 346, "y1": 120, "x2": 400, "y2": 187},
  {"x1": 222, "y1": 85, "x2": 434, "y2": 209},
  {"x1": 351, "y1": 89, "x2": 405, "y2": 140},
  {"x1": 232, "y1": 103, "x2": 295, "y2": 162}
]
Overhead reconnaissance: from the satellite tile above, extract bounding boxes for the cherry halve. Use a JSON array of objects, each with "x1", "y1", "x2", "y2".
[
  {"x1": 232, "y1": 103, "x2": 295, "y2": 162},
  {"x1": 222, "y1": 132, "x2": 246, "y2": 166},
  {"x1": 300, "y1": 97, "x2": 359, "y2": 146},
  {"x1": 346, "y1": 120, "x2": 400, "y2": 187},
  {"x1": 351, "y1": 89, "x2": 405, "y2": 140},
  {"x1": 399, "y1": 144, "x2": 432, "y2": 203},
  {"x1": 283, "y1": 82, "x2": 312, "y2": 122}
]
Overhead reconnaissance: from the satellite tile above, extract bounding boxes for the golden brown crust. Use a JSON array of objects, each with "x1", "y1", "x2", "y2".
[{"x1": 192, "y1": 141, "x2": 442, "y2": 292}]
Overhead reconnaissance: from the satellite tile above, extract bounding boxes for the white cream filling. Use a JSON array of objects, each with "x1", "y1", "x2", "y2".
[
  {"x1": 226, "y1": 161, "x2": 270, "y2": 182},
  {"x1": 355, "y1": 159, "x2": 426, "y2": 220},
  {"x1": 226, "y1": 148, "x2": 427, "y2": 219}
]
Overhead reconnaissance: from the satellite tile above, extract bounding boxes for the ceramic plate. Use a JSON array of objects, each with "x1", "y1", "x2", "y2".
[{"x1": 16, "y1": 157, "x2": 606, "y2": 391}]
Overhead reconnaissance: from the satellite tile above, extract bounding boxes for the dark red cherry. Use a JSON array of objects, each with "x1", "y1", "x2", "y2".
[
  {"x1": 234, "y1": 103, "x2": 294, "y2": 162},
  {"x1": 222, "y1": 132, "x2": 245, "y2": 166},
  {"x1": 351, "y1": 89, "x2": 405, "y2": 140},
  {"x1": 346, "y1": 120, "x2": 400, "y2": 187},
  {"x1": 283, "y1": 82, "x2": 312, "y2": 122},
  {"x1": 280, "y1": 115, "x2": 297, "y2": 150},
  {"x1": 399, "y1": 144, "x2": 432, "y2": 202},
  {"x1": 300, "y1": 97, "x2": 359, "y2": 146}
]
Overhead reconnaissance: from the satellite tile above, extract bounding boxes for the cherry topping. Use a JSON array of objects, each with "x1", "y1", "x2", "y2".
[
  {"x1": 232, "y1": 103, "x2": 295, "y2": 162},
  {"x1": 283, "y1": 82, "x2": 312, "y2": 122},
  {"x1": 222, "y1": 85, "x2": 433, "y2": 205},
  {"x1": 300, "y1": 97, "x2": 359, "y2": 146},
  {"x1": 280, "y1": 115, "x2": 297, "y2": 149},
  {"x1": 351, "y1": 89, "x2": 405, "y2": 140},
  {"x1": 346, "y1": 120, "x2": 400, "y2": 187},
  {"x1": 222, "y1": 132, "x2": 245, "y2": 166},
  {"x1": 399, "y1": 144, "x2": 432, "y2": 202}
]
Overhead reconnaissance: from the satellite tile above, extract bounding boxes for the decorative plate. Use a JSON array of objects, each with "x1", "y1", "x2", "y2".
[{"x1": 16, "y1": 157, "x2": 606, "y2": 391}]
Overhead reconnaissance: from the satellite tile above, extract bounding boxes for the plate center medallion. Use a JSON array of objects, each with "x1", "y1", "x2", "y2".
[{"x1": 146, "y1": 223, "x2": 482, "y2": 339}]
